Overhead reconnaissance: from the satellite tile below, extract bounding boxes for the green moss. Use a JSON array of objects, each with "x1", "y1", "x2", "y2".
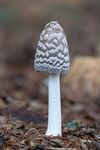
[{"x1": 0, "y1": 8, "x2": 18, "y2": 27}]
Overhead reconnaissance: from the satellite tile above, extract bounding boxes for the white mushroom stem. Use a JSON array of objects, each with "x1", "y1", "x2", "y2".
[{"x1": 46, "y1": 74, "x2": 61, "y2": 136}]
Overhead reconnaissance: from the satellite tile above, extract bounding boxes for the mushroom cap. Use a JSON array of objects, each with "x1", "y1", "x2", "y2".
[{"x1": 34, "y1": 21, "x2": 70, "y2": 74}]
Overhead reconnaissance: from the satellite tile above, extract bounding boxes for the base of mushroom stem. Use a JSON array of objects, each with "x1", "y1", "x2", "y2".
[{"x1": 45, "y1": 130, "x2": 62, "y2": 137}]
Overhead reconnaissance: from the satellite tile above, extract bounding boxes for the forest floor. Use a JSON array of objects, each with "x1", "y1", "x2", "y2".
[{"x1": 0, "y1": 65, "x2": 100, "y2": 150}]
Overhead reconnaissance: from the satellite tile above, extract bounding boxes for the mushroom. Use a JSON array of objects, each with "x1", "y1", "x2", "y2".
[{"x1": 34, "y1": 21, "x2": 70, "y2": 136}]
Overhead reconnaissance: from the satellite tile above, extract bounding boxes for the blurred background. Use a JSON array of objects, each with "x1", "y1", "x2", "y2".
[{"x1": 0, "y1": 0, "x2": 100, "y2": 123}]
